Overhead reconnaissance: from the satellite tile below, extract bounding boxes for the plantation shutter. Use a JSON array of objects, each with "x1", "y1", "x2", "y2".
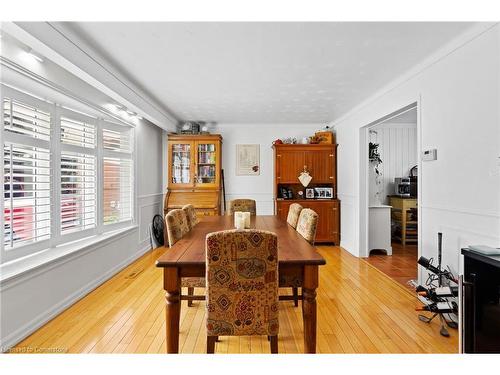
[
  {"x1": 59, "y1": 110, "x2": 97, "y2": 235},
  {"x1": 3, "y1": 92, "x2": 52, "y2": 249},
  {"x1": 102, "y1": 122, "x2": 133, "y2": 225}
]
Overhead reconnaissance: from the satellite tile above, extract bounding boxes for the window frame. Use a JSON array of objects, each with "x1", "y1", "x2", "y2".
[
  {"x1": 100, "y1": 120, "x2": 135, "y2": 232},
  {"x1": 1, "y1": 85, "x2": 136, "y2": 264}
]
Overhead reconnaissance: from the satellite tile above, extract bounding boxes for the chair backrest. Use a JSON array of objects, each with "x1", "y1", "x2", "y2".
[
  {"x1": 286, "y1": 203, "x2": 303, "y2": 229},
  {"x1": 296, "y1": 208, "x2": 319, "y2": 244},
  {"x1": 205, "y1": 229, "x2": 279, "y2": 337},
  {"x1": 165, "y1": 209, "x2": 190, "y2": 247},
  {"x1": 182, "y1": 204, "x2": 199, "y2": 230},
  {"x1": 226, "y1": 199, "x2": 256, "y2": 215}
]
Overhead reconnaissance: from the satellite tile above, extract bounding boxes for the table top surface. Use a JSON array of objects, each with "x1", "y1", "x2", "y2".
[{"x1": 156, "y1": 215, "x2": 326, "y2": 267}]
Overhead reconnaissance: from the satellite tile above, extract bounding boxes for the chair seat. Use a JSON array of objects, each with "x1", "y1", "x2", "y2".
[{"x1": 181, "y1": 277, "x2": 206, "y2": 288}]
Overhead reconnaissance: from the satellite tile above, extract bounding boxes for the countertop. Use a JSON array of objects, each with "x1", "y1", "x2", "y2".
[
  {"x1": 462, "y1": 247, "x2": 500, "y2": 269},
  {"x1": 387, "y1": 195, "x2": 418, "y2": 199}
]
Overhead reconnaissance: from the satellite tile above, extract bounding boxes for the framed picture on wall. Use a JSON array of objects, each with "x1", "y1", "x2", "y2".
[{"x1": 236, "y1": 144, "x2": 260, "y2": 175}]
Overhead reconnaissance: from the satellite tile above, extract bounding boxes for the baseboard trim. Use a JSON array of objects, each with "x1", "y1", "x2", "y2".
[{"x1": 0, "y1": 243, "x2": 152, "y2": 352}]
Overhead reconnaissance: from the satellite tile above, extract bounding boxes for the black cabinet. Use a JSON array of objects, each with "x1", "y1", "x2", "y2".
[{"x1": 462, "y1": 248, "x2": 500, "y2": 353}]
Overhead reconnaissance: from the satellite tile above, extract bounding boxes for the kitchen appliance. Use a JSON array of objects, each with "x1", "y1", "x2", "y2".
[
  {"x1": 395, "y1": 175, "x2": 417, "y2": 197},
  {"x1": 395, "y1": 177, "x2": 411, "y2": 196},
  {"x1": 409, "y1": 165, "x2": 418, "y2": 197}
]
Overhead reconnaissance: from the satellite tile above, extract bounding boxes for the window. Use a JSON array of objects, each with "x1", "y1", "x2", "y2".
[
  {"x1": 1, "y1": 85, "x2": 135, "y2": 263},
  {"x1": 3, "y1": 144, "x2": 51, "y2": 249},
  {"x1": 3, "y1": 93, "x2": 52, "y2": 251},
  {"x1": 102, "y1": 124, "x2": 134, "y2": 225},
  {"x1": 60, "y1": 111, "x2": 97, "y2": 236}
]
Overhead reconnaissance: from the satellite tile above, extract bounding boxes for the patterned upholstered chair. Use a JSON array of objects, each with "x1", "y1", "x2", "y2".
[
  {"x1": 226, "y1": 199, "x2": 257, "y2": 216},
  {"x1": 165, "y1": 209, "x2": 205, "y2": 307},
  {"x1": 182, "y1": 204, "x2": 199, "y2": 230},
  {"x1": 280, "y1": 208, "x2": 318, "y2": 307},
  {"x1": 296, "y1": 208, "x2": 319, "y2": 245},
  {"x1": 286, "y1": 203, "x2": 303, "y2": 229},
  {"x1": 205, "y1": 229, "x2": 279, "y2": 353}
]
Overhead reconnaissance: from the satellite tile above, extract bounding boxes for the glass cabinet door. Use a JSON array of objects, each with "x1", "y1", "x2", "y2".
[
  {"x1": 170, "y1": 142, "x2": 192, "y2": 186},
  {"x1": 195, "y1": 142, "x2": 218, "y2": 187}
]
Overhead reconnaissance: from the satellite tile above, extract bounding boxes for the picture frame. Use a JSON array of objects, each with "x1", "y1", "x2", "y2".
[
  {"x1": 236, "y1": 144, "x2": 260, "y2": 175},
  {"x1": 314, "y1": 187, "x2": 334, "y2": 199},
  {"x1": 324, "y1": 187, "x2": 333, "y2": 199},
  {"x1": 305, "y1": 188, "x2": 315, "y2": 199}
]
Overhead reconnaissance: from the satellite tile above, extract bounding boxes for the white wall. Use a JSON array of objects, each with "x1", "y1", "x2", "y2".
[
  {"x1": 334, "y1": 25, "x2": 500, "y2": 282},
  {"x1": 369, "y1": 122, "x2": 417, "y2": 204},
  {"x1": 214, "y1": 123, "x2": 323, "y2": 214}
]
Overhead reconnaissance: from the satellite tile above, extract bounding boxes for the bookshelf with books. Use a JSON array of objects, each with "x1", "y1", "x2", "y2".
[{"x1": 165, "y1": 134, "x2": 222, "y2": 217}]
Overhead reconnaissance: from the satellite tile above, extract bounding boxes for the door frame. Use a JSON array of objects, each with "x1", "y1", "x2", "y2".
[{"x1": 358, "y1": 99, "x2": 423, "y2": 280}]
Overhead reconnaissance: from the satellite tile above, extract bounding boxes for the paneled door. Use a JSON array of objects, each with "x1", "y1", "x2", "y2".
[
  {"x1": 276, "y1": 150, "x2": 305, "y2": 183},
  {"x1": 169, "y1": 140, "x2": 194, "y2": 188},
  {"x1": 194, "y1": 140, "x2": 219, "y2": 189},
  {"x1": 305, "y1": 149, "x2": 335, "y2": 184}
]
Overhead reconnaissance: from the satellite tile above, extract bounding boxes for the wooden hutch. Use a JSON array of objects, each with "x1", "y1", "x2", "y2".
[
  {"x1": 273, "y1": 143, "x2": 340, "y2": 244},
  {"x1": 164, "y1": 134, "x2": 222, "y2": 217}
]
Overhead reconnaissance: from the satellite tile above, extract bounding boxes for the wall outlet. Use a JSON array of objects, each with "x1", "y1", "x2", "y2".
[{"x1": 422, "y1": 149, "x2": 437, "y2": 161}]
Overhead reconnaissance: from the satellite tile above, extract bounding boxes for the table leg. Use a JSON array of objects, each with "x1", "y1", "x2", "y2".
[
  {"x1": 302, "y1": 265, "x2": 319, "y2": 354},
  {"x1": 402, "y1": 208, "x2": 407, "y2": 246},
  {"x1": 164, "y1": 267, "x2": 181, "y2": 353}
]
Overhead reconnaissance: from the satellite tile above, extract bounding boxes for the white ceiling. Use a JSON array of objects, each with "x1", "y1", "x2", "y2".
[{"x1": 66, "y1": 22, "x2": 474, "y2": 124}]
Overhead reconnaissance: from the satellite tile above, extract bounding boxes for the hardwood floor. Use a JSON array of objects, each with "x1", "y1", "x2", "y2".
[
  {"x1": 365, "y1": 242, "x2": 418, "y2": 289},
  {"x1": 10, "y1": 245, "x2": 458, "y2": 354}
]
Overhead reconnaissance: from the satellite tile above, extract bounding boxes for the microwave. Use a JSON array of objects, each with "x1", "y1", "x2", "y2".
[{"x1": 395, "y1": 177, "x2": 417, "y2": 197}]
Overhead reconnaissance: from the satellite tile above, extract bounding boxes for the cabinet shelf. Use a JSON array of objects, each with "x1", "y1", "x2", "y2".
[
  {"x1": 166, "y1": 134, "x2": 223, "y2": 216},
  {"x1": 273, "y1": 143, "x2": 339, "y2": 244}
]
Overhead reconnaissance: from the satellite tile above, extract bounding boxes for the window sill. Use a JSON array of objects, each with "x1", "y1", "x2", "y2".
[{"x1": 0, "y1": 225, "x2": 138, "y2": 285}]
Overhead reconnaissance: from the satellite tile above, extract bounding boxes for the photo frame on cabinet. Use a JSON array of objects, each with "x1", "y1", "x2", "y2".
[
  {"x1": 314, "y1": 187, "x2": 334, "y2": 199},
  {"x1": 305, "y1": 188, "x2": 315, "y2": 199}
]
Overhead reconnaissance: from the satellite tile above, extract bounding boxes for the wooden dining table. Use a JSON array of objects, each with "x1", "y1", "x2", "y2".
[{"x1": 155, "y1": 215, "x2": 326, "y2": 353}]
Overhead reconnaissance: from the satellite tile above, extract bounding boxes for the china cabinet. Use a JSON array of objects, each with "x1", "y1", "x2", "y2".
[{"x1": 164, "y1": 134, "x2": 222, "y2": 216}]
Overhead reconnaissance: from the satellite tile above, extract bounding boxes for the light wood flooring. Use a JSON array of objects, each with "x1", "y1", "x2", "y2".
[
  {"x1": 365, "y1": 242, "x2": 418, "y2": 289},
  {"x1": 10, "y1": 245, "x2": 458, "y2": 354}
]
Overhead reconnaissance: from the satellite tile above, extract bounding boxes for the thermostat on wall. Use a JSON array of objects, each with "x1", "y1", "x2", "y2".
[{"x1": 422, "y1": 149, "x2": 437, "y2": 161}]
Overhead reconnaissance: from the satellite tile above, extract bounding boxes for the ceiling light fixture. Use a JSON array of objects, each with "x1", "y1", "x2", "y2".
[{"x1": 26, "y1": 48, "x2": 45, "y2": 63}]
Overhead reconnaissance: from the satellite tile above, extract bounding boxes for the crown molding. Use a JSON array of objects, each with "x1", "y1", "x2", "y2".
[
  {"x1": 3, "y1": 21, "x2": 178, "y2": 132},
  {"x1": 330, "y1": 22, "x2": 498, "y2": 129}
]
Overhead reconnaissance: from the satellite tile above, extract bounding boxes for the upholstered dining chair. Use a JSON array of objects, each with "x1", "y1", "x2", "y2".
[
  {"x1": 226, "y1": 199, "x2": 257, "y2": 215},
  {"x1": 296, "y1": 208, "x2": 319, "y2": 245},
  {"x1": 182, "y1": 204, "x2": 199, "y2": 230},
  {"x1": 165, "y1": 209, "x2": 205, "y2": 307},
  {"x1": 286, "y1": 203, "x2": 303, "y2": 229},
  {"x1": 205, "y1": 229, "x2": 279, "y2": 353},
  {"x1": 280, "y1": 208, "x2": 319, "y2": 307}
]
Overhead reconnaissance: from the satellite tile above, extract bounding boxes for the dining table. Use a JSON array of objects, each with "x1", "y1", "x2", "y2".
[{"x1": 155, "y1": 214, "x2": 327, "y2": 353}]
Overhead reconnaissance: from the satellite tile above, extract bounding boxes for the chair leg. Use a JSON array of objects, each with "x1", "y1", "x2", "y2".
[
  {"x1": 187, "y1": 287, "x2": 194, "y2": 307},
  {"x1": 269, "y1": 335, "x2": 278, "y2": 354},
  {"x1": 207, "y1": 336, "x2": 217, "y2": 354},
  {"x1": 292, "y1": 287, "x2": 299, "y2": 307}
]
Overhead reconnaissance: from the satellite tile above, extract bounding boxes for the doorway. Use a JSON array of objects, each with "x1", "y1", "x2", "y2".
[{"x1": 360, "y1": 103, "x2": 421, "y2": 289}]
